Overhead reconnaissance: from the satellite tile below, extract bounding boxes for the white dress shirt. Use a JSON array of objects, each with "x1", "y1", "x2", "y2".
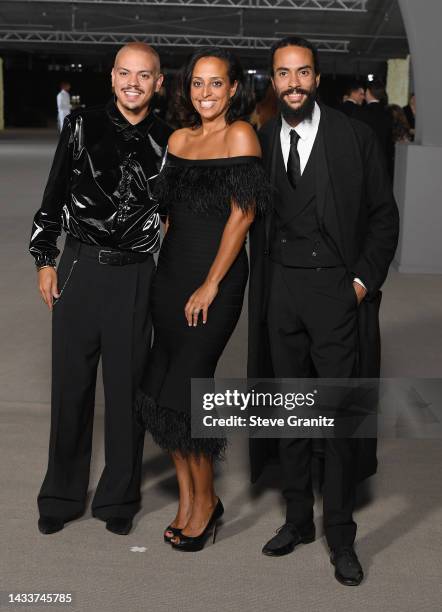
[
  {"x1": 279, "y1": 102, "x2": 366, "y2": 291},
  {"x1": 57, "y1": 89, "x2": 72, "y2": 131},
  {"x1": 280, "y1": 102, "x2": 321, "y2": 173}
]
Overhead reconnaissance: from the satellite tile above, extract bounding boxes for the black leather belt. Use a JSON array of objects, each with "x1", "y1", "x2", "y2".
[{"x1": 66, "y1": 235, "x2": 153, "y2": 266}]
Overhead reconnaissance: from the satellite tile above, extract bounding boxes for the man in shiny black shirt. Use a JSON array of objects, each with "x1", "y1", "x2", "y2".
[{"x1": 29, "y1": 43, "x2": 172, "y2": 536}]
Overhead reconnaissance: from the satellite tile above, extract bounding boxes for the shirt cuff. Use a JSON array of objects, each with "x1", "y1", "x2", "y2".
[
  {"x1": 353, "y1": 277, "x2": 367, "y2": 290},
  {"x1": 34, "y1": 253, "x2": 57, "y2": 269}
]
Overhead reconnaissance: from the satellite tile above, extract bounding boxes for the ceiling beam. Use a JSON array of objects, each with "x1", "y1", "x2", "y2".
[
  {"x1": 0, "y1": 29, "x2": 350, "y2": 51},
  {"x1": 17, "y1": 0, "x2": 368, "y2": 11},
  {"x1": 365, "y1": 0, "x2": 396, "y2": 55}
]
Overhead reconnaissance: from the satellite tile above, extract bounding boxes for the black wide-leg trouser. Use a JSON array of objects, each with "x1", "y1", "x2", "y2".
[
  {"x1": 266, "y1": 261, "x2": 359, "y2": 550},
  {"x1": 37, "y1": 238, "x2": 155, "y2": 521}
]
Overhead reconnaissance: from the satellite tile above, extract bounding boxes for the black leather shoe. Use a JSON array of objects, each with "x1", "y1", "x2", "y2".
[
  {"x1": 38, "y1": 516, "x2": 65, "y2": 535},
  {"x1": 106, "y1": 517, "x2": 133, "y2": 535},
  {"x1": 330, "y1": 546, "x2": 364, "y2": 586},
  {"x1": 262, "y1": 523, "x2": 315, "y2": 557}
]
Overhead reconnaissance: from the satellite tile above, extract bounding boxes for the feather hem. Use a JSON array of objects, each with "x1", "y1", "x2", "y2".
[{"x1": 134, "y1": 390, "x2": 227, "y2": 460}]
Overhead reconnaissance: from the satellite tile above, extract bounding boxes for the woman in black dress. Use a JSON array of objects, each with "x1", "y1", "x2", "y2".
[{"x1": 136, "y1": 47, "x2": 270, "y2": 551}]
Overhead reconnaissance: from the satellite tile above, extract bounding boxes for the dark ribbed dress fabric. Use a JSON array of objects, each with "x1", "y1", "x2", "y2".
[{"x1": 135, "y1": 153, "x2": 271, "y2": 459}]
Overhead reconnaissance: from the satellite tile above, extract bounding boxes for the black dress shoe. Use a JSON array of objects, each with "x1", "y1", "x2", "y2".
[
  {"x1": 106, "y1": 517, "x2": 133, "y2": 536},
  {"x1": 330, "y1": 546, "x2": 364, "y2": 586},
  {"x1": 38, "y1": 516, "x2": 65, "y2": 535},
  {"x1": 262, "y1": 523, "x2": 315, "y2": 557}
]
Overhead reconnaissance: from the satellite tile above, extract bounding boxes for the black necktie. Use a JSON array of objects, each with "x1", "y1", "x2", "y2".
[{"x1": 287, "y1": 129, "x2": 301, "y2": 189}]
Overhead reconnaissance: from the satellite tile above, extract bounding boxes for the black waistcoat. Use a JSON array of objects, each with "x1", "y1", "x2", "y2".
[{"x1": 270, "y1": 128, "x2": 342, "y2": 267}]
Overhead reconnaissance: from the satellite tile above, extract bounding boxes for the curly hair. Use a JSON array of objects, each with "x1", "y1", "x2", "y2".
[
  {"x1": 173, "y1": 46, "x2": 255, "y2": 128},
  {"x1": 269, "y1": 36, "x2": 320, "y2": 76}
]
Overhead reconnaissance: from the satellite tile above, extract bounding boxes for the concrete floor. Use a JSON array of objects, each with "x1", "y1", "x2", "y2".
[{"x1": 1, "y1": 130, "x2": 442, "y2": 612}]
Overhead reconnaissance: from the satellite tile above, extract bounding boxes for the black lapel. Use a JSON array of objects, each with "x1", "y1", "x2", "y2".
[
  {"x1": 320, "y1": 104, "x2": 364, "y2": 268},
  {"x1": 269, "y1": 115, "x2": 281, "y2": 186},
  {"x1": 317, "y1": 105, "x2": 348, "y2": 264},
  {"x1": 314, "y1": 112, "x2": 330, "y2": 225},
  {"x1": 264, "y1": 116, "x2": 281, "y2": 249}
]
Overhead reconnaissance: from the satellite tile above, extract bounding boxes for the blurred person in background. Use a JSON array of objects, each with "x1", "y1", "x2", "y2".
[
  {"x1": 389, "y1": 104, "x2": 413, "y2": 144},
  {"x1": 56, "y1": 81, "x2": 72, "y2": 131},
  {"x1": 339, "y1": 81, "x2": 365, "y2": 117},
  {"x1": 359, "y1": 80, "x2": 394, "y2": 179},
  {"x1": 387, "y1": 103, "x2": 413, "y2": 179},
  {"x1": 152, "y1": 82, "x2": 168, "y2": 120},
  {"x1": 250, "y1": 82, "x2": 278, "y2": 130},
  {"x1": 403, "y1": 92, "x2": 416, "y2": 139}
]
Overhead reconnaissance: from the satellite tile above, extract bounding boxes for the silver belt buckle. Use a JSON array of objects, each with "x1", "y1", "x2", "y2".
[{"x1": 98, "y1": 250, "x2": 113, "y2": 264}]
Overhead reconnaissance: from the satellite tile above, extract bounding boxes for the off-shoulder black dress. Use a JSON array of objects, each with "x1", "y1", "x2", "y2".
[{"x1": 136, "y1": 153, "x2": 271, "y2": 459}]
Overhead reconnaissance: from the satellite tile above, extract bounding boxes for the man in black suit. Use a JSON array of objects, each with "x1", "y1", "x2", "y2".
[
  {"x1": 247, "y1": 37, "x2": 399, "y2": 585},
  {"x1": 359, "y1": 81, "x2": 394, "y2": 178},
  {"x1": 339, "y1": 81, "x2": 366, "y2": 118}
]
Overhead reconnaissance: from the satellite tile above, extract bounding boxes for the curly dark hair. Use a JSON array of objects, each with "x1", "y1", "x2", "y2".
[
  {"x1": 269, "y1": 36, "x2": 320, "y2": 76},
  {"x1": 173, "y1": 46, "x2": 255, "y2": 128}
]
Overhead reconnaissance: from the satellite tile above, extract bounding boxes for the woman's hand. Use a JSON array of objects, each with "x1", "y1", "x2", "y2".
[{"x1": 185, "y1": 280, "x2": 219, "y2": 326}]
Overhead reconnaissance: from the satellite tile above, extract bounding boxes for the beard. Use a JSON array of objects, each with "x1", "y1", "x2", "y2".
[{"x1": 277, "y1": 86, "x2": 317, "y2": 124}]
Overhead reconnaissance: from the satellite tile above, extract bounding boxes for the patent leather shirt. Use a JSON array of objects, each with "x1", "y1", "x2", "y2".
[{"x1": 29, "y1": 99, "x2": 173, "y2": 267}]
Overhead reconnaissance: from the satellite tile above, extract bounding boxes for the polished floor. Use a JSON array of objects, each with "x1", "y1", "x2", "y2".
[{"x1": 1, "y1": 130, "x2": 441, "y2": 612}]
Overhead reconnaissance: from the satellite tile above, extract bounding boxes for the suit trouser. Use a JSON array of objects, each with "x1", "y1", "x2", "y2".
[
  {"x1": 37, "y1": 239, "x2": 155, "y2": 520},
  {"x1": 266, "y1": 261, "x2": 359, "y2": 549}
]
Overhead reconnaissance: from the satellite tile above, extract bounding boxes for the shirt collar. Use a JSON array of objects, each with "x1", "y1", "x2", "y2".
[
  {"x1": 281, "y1": 101, "x2": 320, "y2": 142},
  {"x1": 106, "y1": 98, "x2": 155, "y2": 141}
]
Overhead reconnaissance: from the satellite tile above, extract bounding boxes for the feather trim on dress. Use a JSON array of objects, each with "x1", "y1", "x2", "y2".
[
  {"x1": 154, "y1": 160, "x2": 272, "y2": 217},
  {"x1": 134, "y1": 390, "x2": 227, "y2": 461}
]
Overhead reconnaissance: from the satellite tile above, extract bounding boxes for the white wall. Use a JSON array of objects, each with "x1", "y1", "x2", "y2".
[{"x1": 394, "y1": 0, "x2": 442, "y2": 273}]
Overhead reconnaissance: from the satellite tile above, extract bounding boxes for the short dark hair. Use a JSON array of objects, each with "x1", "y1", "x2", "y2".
[
  {"x1": 269, "y1": 36, "x2": 320, "y2": 76},
  {"x1": 344, "y1": 80, "x2": 365, "y2": 96},
  {"x1": 366, "y1": 80, "x2": 388, "y2": 106},
  {"x1": 174, "y1": 46, "x2": 254, "y2": 128}
]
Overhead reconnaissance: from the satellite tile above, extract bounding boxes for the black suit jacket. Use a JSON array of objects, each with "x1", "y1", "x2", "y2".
[
  {"x1": 339, "y1": 100, "x2": 363, "y2": 119},
  {"x1": 358, "y1": 102, "x2": 394, "y2": 175},
  {"x1": 248, "y1": 104, "x2": 400, "y2": 483}
]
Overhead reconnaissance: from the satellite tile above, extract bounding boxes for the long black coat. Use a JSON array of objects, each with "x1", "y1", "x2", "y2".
[{"x1": 248, "y1": 104, "x2": 400, "y2": 484}]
